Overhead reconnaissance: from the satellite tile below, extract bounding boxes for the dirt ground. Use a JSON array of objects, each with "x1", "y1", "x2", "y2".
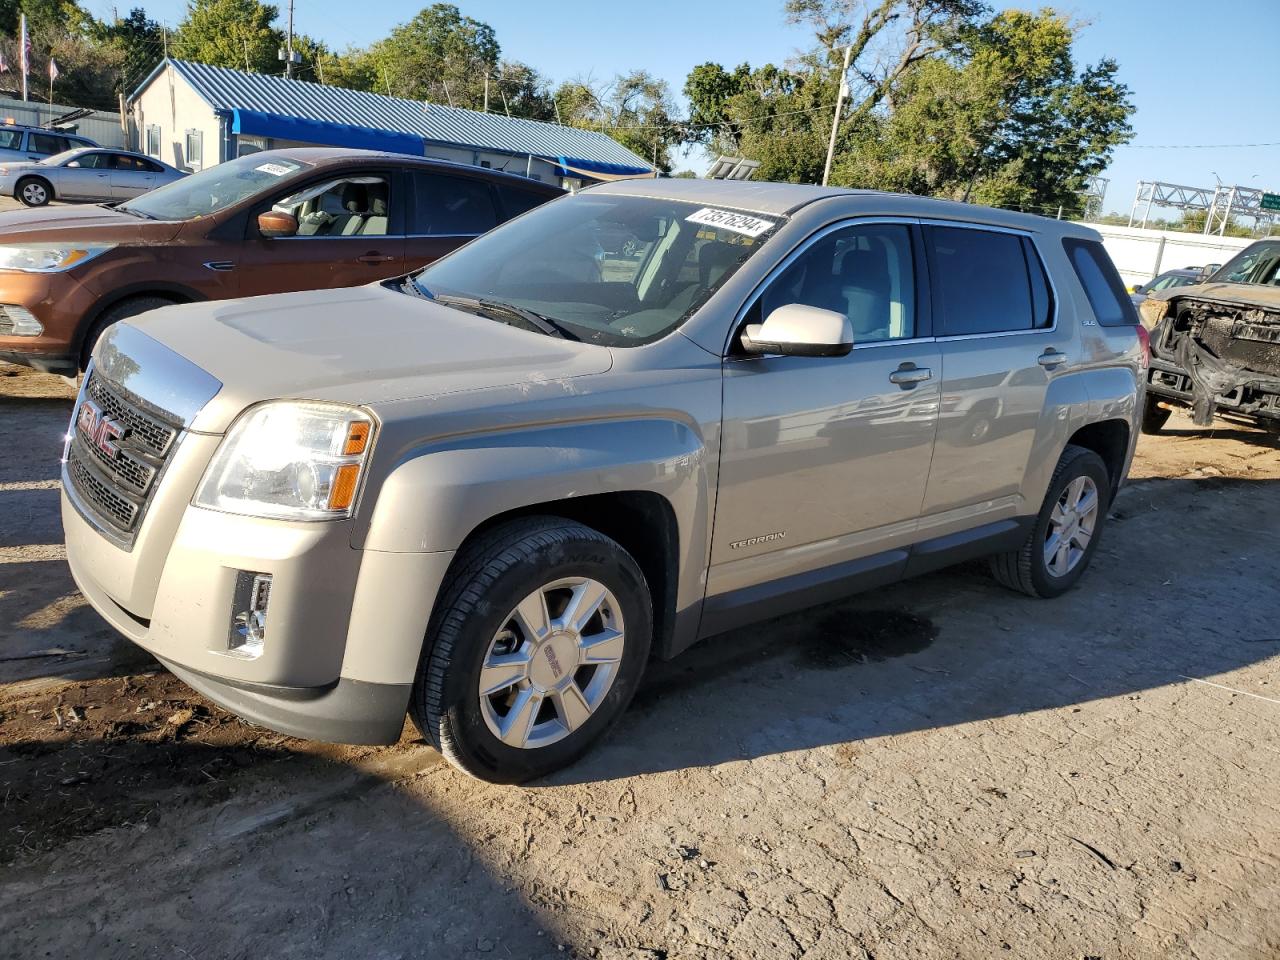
[{"x1": 1, "y1": 360, "x2": 1278, "y2": 960}]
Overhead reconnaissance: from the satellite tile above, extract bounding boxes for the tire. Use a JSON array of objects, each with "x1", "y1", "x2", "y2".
[
  {"x1": 410, "y1": 516, "x2": 653, "y2": 783},
  {"x1": 1141, "y1": 395, "x2": 1172, "y2": 435},
  {"x1": 16, "y1": 176, "x2": 51, "y2": 206},
  {"x1": 79, "y1": 295, "x2": 176, "y2": 370},
  {"x1": 990, "y1": 444, "x2": 1111, "y2": 599}
]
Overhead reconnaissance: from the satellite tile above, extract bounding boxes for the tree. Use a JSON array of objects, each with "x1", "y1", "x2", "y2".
[
  {"x1": 369, "y1": 3, "x2": 498, "y2": 105},
  {"x1": 555, "y1": 70, "x2": 682, "y2": 173},
  {"x1": 173, "y1": 0, "x2": 283, "y2": 74},
  {"x1": 94, "y1": 8, "x2": 163, "y2": 96}
]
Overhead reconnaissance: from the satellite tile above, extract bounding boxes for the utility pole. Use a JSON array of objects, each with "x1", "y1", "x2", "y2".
[
  {"x1": 285, "y1": 0, "x2": 295, "y2": 79},
  {"x1": 483, "y1": 73, "x2": 488, "y2": 112},
  {"x1": 821, "y1": 44, "x2": 853, "y2": 187}
]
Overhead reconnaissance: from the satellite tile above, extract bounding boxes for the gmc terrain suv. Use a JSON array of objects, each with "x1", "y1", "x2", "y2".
[{"x1": 62, "y1": 179, "x2": 1146, "y2": 783}]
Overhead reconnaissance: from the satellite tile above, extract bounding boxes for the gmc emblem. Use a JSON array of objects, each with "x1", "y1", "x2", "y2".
[{"x1": 76, "y1": 400, "x2": 128, "y2": 460}]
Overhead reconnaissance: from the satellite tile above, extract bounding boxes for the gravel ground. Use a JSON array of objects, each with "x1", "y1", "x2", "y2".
[{"x1": 1, "y1": 360, "x2": 1278, "y2": 960}]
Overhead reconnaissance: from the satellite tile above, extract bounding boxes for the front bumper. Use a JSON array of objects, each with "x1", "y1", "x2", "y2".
[
  {"x1": 0, "y1": 269, "x2": 96, "y2": 372},
  {"x1": 64, "y1": 490, "x2": 456, "y2": 744},
  {"x1": 1147, "y1": 358, "x2": 1280, "y2": 422}
]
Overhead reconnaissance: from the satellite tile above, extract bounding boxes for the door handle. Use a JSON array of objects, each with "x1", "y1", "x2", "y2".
[
  {"x1": 889, "y1": 364, "x2": 932, "y2": 387},
  {"x1": 357, "y1": 253, "x2": 395, "y2": 264},
  {"x1": 1037, "y1": 350, "x2": 1067, "y2": 369}
]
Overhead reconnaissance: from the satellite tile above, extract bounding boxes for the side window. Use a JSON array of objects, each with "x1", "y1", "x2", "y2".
[
  {"x1": 412, "y1": 172, "x2": 498, "y2": 235},
  {"x1": 1062, "y1": 238, "x2": 1139, "y2": 327},
  {"x1": 28, "y1": 133, "x2": 67, "y2": 155},
  {"x1": 145, "y1": 124, "x2": 161, "y2": 158},
  {"x1": 927, "y1": 226, "x2": 1036, "y2": 336},
  {"x1": 273, "y1": 175, "x2": 391, "y2": 238},
  {"x1": 0, "y1": 129, "x2": 21, "y2": 150},
  {"x1": 759, "y1": 222, "x2": 917, "y2": 343},
  {"x1": 1023, "y1": 237, "x2": 1053, "y2": 328},
  {"x1": 70, "y1": 153, "x2": 109, "y2": 169},
  {"x1": 495, "y1": 183, "x2": 551, "y2": 220}
]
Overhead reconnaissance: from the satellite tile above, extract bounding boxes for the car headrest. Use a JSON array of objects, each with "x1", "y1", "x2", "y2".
[
  {"x1": 340, "y1": 183, "x2": 366, "y2": 213},
  {"x1": 366, "y1": 183, "x2": 388, "y2": 217},
  {"x1": 698, "y1": 241, "x2": 741, "y2": 285}
]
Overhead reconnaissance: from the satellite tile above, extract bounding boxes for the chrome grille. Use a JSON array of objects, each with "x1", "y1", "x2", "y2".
[
  {"x1": 83, "y1": 373, "x2": 177, "y2": 457},
  {"x1": 65, "y1": 373, "x2": 183, "y2": 545}
]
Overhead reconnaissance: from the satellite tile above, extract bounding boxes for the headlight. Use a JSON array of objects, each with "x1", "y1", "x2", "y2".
[
  {"x1": 195, "y1": 402, "x2": 375, "y2": 521},
  {"x1": 0, "y1": 243, "x2": 116, "y2": 273}
]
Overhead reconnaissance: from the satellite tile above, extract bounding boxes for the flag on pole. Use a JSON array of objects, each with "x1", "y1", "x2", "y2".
[
  {"x1": 48, "y1": 58, "x2": 59, "y2": 82},
  {"x1": 19, "y1": 13, "x2": 29, "y2": 101}
]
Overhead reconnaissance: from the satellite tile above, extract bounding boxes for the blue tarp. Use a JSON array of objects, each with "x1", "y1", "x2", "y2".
[{"x1": 228, "y1": 109, "x2": 425, "y2": 156}]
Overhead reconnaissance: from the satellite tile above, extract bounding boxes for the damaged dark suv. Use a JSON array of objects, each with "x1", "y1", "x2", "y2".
[{"x1": 1138, "y1": 239, "x2": 1280, "y2": 433}]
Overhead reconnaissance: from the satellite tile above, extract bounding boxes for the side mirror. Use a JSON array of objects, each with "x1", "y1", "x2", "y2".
[
  {"x1": 740, "y1": 303, "x2": 853, "y2": 357},
  {"x1": 257, "y1": 210, "x2": 298, "y2": 238}
]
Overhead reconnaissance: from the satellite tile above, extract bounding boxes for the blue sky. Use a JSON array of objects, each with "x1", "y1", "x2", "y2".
[{"x1": 93, "y1": 0, "x2": 1279, "y2": 212}]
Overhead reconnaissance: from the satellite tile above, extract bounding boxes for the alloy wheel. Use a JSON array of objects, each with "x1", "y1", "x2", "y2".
[
  {"x1": 477, "y1": 576, "x2": 626, "y2": 749},
  {"x1": 1043, "y1": 475, "x2": 1099, "y2": 577},
  {"x1": 21, "y1": 182, "x2": 47, "y2": 205}
]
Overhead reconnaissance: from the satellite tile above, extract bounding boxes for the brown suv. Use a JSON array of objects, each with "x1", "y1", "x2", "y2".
[{"x1": 0, "y1": 147, "x2": 562, "y2": 373}]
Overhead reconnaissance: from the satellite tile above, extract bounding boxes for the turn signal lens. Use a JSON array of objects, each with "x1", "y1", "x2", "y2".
[
  {"x1": 328, "y1": 463, "x2": 361, "y2": 511},
  {"x1": 343, "y1": 421, "x2": 370, "y2": 456}
]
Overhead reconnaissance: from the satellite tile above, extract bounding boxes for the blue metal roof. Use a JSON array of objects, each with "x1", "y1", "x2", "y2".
[{"x1": 143, "y1": 59, "x2": 654, "y2": 177}]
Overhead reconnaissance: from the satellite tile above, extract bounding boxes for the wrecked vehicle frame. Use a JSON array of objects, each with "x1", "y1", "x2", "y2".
[{"x1": 1140, "y1": 239, "x2": 1280, "y2": 431}]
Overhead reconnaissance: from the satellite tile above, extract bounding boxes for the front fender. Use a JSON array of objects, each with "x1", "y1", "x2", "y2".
[{"x1": 363, "y1": 416, "x2": 710, "y2": 562}]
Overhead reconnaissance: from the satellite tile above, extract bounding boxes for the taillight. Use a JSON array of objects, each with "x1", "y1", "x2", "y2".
[{"x1": 1135, "y1": 323, "x2": 1151, "y2": 370}]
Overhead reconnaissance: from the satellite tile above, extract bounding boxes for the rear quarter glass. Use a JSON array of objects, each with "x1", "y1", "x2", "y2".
[{"x1": 1063, "y1": 238, "x2": 1141, "y2": 327}]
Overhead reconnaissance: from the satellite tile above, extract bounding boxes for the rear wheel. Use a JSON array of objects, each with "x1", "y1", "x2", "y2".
[
  {"x1": 1141, "y1": 395, "x2": 1173, "y2": 435},
  {"x1": 990, "y1": 444, "x2": 1111, "y2": 599},
  {"x1": 16, "y1": 176, "x2": 51, "y2": 207},
  {"x1": 410, "y1": 517, "x2": 652, "y2": 783}
]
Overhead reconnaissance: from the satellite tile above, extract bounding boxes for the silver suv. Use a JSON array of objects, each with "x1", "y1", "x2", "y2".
[{"x1": 62, "y1": 179, "x2": 1147, "y2": 782}]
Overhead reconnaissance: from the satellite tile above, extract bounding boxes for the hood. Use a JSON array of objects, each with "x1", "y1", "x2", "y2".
[
  {"x1": 1151, "y1": 281, "x2": 1280, "y2": 311},
  {"x1": 122, "y1": 283, "x2": 615, "y2": 432},
  {"x1": 0, "y1": 203, "x2": 182, "y2": 244}
]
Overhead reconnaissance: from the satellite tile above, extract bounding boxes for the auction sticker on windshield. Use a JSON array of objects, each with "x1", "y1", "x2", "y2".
[
  {"x1": 255, "y1": 162, "x2": 299, "y2": 177},
  {"x1": 685, "y1": 208, "x2": 776, "y2": 238}
]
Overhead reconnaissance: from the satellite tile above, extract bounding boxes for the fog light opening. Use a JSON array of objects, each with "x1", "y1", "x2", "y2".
[
  {"x1": 230, "y1": 571, "x2": 272, "y2": 657},
  {"x1": 0, "y1": 305, "x2": 43, "y2": 337}
]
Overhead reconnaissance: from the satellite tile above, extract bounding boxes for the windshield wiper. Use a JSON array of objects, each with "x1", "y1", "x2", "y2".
[
  {"x1": 116, "y1": 205, "x2": 155, "y2": 220},
  {"x1": 429, "y1": 292, "x2": 576, "y2": 341}
]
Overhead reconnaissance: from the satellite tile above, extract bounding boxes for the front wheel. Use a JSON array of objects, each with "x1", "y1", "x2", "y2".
[
  {"x1": 411, "y1": 517, "x2": 652, "y2": 783},
  {"x1": 16, "y1": 176, "x2": 51, "y2": 206},
  {"x1": 990, "y1": 444, "x2": 1111, "y2": 598}
]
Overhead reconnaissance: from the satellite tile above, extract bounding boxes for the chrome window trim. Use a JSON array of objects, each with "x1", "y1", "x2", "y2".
[
  {"x1": 723, "y1": 215, "x2": 925, "y2": 359},
  {"x1": 265, "y1": 233, "x2": 482, "y2": 241},
  {"x1": 918, "y1": 217, "x2": 1062, "y2": 339}
]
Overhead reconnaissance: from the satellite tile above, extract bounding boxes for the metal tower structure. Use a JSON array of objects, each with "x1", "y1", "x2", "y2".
[{"x1": 1128, "y1": 179, "x2": 1278, "y2": 235}]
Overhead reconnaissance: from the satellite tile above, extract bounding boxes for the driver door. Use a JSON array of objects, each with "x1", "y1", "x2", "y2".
[
  {"x1": 59, "y1": 152, "x2": 113, "y2": 199},
  {"x1": 236, "y1": 170, "x2": 406, "y2": 297},
  {"x1": 707, "y1": 220, "x2": 940, "y2": 612}
]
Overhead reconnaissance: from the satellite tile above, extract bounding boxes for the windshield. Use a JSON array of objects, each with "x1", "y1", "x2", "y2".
[
  {"x1": 117, "y1": 153, "x2": 311, "y2": 221},
  {"x1": 411, "y1": 194, "x2": 781, "y2": 347},
  {"x1": 1208, "y1": 240, "x2": 1280, "y2": 287}
]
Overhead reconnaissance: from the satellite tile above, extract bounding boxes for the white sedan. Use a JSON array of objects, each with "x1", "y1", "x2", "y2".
[{"x1": 0, "y1": 148, "x2": 185, "y2": 207}]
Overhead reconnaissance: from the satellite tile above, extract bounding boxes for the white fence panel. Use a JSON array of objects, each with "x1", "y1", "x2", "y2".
[{"x1": 1077, "y1": 222, "x2": 1252, "y2": 285}]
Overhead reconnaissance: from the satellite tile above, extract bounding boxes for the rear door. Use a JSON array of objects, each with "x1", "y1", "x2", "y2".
[
  {"x1": 919, "y1": 223, "x2": 1074, "y2": 520},
  {"x1": 236, "y1": 168, "x2": 406, "y2": 297},
  {"x1": 24, "y1": 131, "x2": 69, "y2": 161},
  {"x1": 109, "y1": 154, "x2": 159, "y2": 199},
  {"x1": 58, "y1": 151, "x2": 113, "y2": 198},
  {"x1": 404, "y1": 170, "x2": 501, "y2": 272}
]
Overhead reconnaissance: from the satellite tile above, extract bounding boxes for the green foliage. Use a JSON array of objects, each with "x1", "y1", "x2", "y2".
[
  {"x1": 554, "y1": 70, "x2": 681, "y2": 173},
  {"x1": 368, "y1": 4, "x2": 498, "y2": 106},
  {"x1": 173, "y1": 0, "x2": 282, "y2": 74}
]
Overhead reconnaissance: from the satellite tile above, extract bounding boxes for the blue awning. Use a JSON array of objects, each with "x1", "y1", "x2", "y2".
[
  {"x1": 227, "y1": 108, "x2": 425, "y2": 155},
  {"x1": 554, "y1": 155, "x2": 654, "y2": 180}
]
